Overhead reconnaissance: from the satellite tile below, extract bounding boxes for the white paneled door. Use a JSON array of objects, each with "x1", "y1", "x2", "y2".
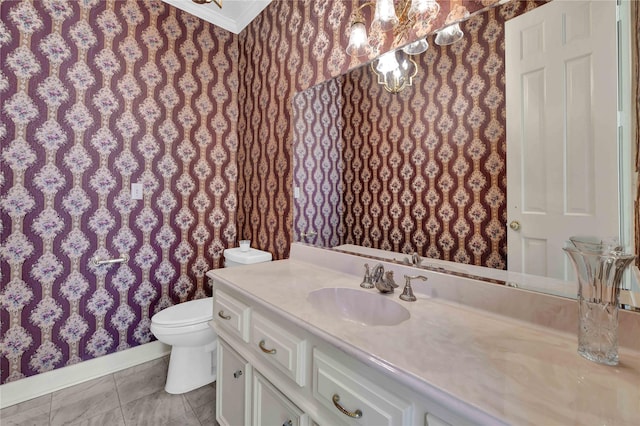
[{"x1": 506, "y1": 0, "x2": 619, "y2": 279}]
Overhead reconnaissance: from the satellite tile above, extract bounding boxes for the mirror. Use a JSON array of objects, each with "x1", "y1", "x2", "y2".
[{"x1": 292, "y1": 0, "x2": 639, "y2": 308}]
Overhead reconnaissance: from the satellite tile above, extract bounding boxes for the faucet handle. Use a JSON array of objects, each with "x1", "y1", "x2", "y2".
[
  {"x1": 400, "y1": 275, "x2": 428, "y2": 302},
  {"x1": 361, "y1": 263, "x2": 374, "y2": 289}
]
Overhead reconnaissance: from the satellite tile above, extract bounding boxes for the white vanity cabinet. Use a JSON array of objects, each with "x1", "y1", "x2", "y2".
[
  {"x1": 213, "y1": 289, "x2": 310, "y2": 426},
  {"x1": 211, "y1": 286, "x2": 467, "y2": 426},
  {"x1": 207, "y1": 250, "x2": 640, "y2": 425}
]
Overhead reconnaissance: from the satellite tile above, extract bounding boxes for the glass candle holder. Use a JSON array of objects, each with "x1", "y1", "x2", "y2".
[{"x1": 563, "y1": 237, "x2": 636, "y2": 365}]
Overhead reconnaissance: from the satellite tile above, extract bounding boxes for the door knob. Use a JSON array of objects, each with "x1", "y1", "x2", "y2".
[{"x1": 509, "y1": 220, "x2": 521, "y2": 231}]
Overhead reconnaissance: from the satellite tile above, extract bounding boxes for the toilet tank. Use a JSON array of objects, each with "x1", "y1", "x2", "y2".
[{"x1": 223, "y1": 247, "x2": 272, "y2": 267}]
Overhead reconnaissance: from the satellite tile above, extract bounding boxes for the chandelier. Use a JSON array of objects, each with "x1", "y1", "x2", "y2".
[
  {"x1": 346, "y1": 0, "x2": 440, "y2": 57},
  {"x1": 348, "y1": 0, "x2": 471, "y2": 93},
  {"x1": 347, "y1": 0, "x2": 440, "y2": 93}
]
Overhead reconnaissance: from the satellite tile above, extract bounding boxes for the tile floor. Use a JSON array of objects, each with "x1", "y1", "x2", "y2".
[{"x1": 1, "y1": 357, "x2": 219, "y2": 426}]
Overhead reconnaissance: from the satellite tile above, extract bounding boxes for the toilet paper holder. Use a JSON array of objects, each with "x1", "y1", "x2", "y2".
[{"x1": 92, "y1": 254, "x2": 129, "y2": 267}]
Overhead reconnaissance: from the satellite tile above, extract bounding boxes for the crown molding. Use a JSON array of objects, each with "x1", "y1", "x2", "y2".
[{"x1": 162, "y1": 0, "x2": 272, "y2": 34}]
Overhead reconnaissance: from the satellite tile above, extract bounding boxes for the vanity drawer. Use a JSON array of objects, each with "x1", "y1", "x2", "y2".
[
  {"x1": 251, "y1": 312, "x2": 307, "y2": 387},
  {"x1": 214, "y1": 289, "x2": 251, "y2": 343},
  {"x1": 312, "y1": 349, "x2": 412, "y2": 425}
]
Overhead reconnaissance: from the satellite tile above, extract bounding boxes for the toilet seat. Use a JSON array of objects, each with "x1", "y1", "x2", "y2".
[
  {"x1": 150, "y1": 319, "x2": 212, "y2": 336},
  {"x1": 152, "y1": 297, "x2": 213, "y2": 327}
]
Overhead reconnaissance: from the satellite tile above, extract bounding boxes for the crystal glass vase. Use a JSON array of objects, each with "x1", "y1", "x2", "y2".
[{"x1": 563, "y1": 237, "x2": 636, "y2": 366}]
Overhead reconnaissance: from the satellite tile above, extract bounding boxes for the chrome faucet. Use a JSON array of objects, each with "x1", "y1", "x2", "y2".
[
  {"x1": 399, "y1": 252, "x2": 423, "y2": 267},
  {"x1": 370, "y1": 264, "x2": 398, "y2": 293},
  {"x1": 371, "y1": 263, "x2": 385, "y2": 287}
]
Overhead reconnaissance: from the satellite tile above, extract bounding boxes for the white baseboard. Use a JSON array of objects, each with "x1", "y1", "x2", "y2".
[{"x1": 0, "y1": 341, "x2": 171, "y2": 409}]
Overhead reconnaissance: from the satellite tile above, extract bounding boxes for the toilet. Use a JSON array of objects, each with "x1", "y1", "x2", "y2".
[
  {"x1": 150, "y1": 297, "x2": 217, "y2": 394},
  {"x1": 150, "y1": 246, "x2": 272, "y2": 394}
]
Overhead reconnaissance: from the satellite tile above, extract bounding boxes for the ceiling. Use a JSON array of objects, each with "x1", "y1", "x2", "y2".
[{"x1": 161, "y1": 0, "x2": 272, "y2": 34}]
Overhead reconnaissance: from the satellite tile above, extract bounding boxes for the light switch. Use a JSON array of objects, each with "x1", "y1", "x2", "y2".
[
  {"x1": 294, "y1": 186, "x2": 300, "y2": 199},
  {"x1": 131, "y1": 183, "x2": 143, "y2": 200}
]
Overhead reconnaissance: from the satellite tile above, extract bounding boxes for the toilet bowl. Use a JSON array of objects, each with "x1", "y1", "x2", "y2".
[{"x1": 150, "y1": 297, "x2": 217, "y2": 394}]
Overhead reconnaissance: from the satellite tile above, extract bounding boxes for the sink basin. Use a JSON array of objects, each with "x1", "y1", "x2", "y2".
[{"x1": 307, "y1": 288, "x2": 410, "y2": 326}]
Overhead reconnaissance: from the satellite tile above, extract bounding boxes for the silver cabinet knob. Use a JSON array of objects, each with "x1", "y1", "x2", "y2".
[
  {"x1": 509, "y1": 220, "x2": 521, "y2": 231},
  {"x1": 233, "y1": 370, "x2": 243, "y2": 378}
]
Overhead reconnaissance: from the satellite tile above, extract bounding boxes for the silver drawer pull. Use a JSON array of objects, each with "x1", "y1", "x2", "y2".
[
  {"x1": 218, "y1": 310, "x2": 231, "y2": 320},
  {"x1": 258, "y1": 339, "x2": 276, "y2": 354},
  {"x1": 332, "y1": 394, "x2": 362, "y2": 419},
  {"x1": 282, "y1": 421, "x2": 292, "y2": 426},
  {"x1": 233, "y1": 370, "x2": 243, "y2": 378}
]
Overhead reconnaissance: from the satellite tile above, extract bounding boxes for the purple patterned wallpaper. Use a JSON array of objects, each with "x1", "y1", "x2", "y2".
[
  {"x1": 292, "y1": 78, "x2": 346, "y2": 247},
  {"x1": 0, "y1": 0, "x2": 238, "y2": 384}
]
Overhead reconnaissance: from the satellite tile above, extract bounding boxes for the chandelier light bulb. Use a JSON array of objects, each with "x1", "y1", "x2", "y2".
[
  {"x1": 373, "y1": 0, "x2": 398, "y2": 31},
  {"x1": 402, "y1": 38, "x2": 429, "y2": 55},
  {"x1": 434, "y1": 22, "x2": 464, "y2": 46},
  {"x1": 408, "y1": 0, "x2": 440, "y2": 18},
  {"x1": 435, "y1": 6, "x2": 468, "y2": 46},
  {"x1": 376, "y1": 50, "x2": 400, "y2": 74},
  {"x1": 346, "y1": 20, "x2": 369, "y2": 56}
]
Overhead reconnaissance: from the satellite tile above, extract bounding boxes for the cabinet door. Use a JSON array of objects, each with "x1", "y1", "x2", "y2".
[
  {"x1": 217, "y1": 340, "x2": 251, "y2": 426},
  {"x1": 252, "y1": 371, "x2": 308, "y2": 426},
  {"x1": 425, "y1": 413, "x2": 452, "y2": 426}
]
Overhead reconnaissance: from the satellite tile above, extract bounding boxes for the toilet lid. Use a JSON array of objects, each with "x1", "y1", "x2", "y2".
[{"x1": 152, "y1": 297, "x2": 213, "y2": 327}]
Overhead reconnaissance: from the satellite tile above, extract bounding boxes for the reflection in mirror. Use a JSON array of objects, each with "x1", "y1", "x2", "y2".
[
  {"x1": 371, "y1": 50, "x2": 419, "y2": 93},
  {"x1": 292, "y1": 0, "x2": 639, "y2": 308}
]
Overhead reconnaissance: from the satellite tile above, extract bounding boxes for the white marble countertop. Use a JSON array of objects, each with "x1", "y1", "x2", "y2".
[{"x1": 207, "y1": 258, "x2": 640, "y2": 425}]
